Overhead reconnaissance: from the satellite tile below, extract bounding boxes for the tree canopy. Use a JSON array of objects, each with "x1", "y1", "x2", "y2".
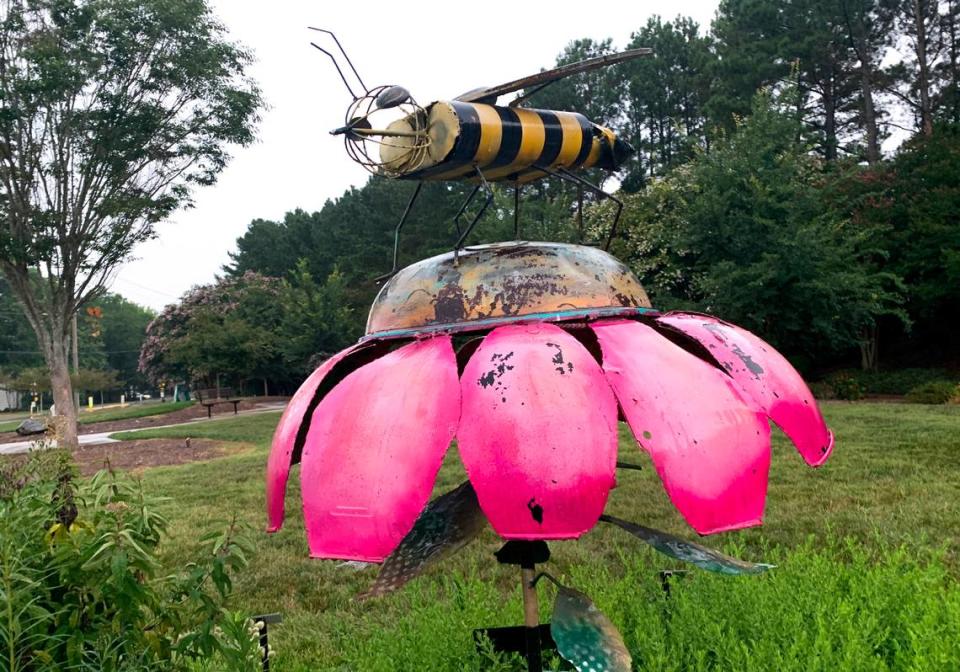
[
  {"x1": 139, "y1": 269, "x2": 355, "y2": 393},
  {"x1": 604, "y1": 88, "x2": 907, "y2": 368},
  {"x1": 217, "y1": 4, "x2": 958, "y2": 375}
]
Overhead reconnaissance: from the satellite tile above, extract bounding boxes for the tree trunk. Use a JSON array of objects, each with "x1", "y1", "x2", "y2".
[
  {"x1": 841, "y1": 0, "x2": 883, "y2": 162},
  {"x1": 913, "y1": 0, "x2": 934, "y2": 135},
  {"x1": 71, "y1": 312, "x2": 80, "y2": 410},
  {"x1": 948, "y1": 0, "x2": 960, "y2": 124},
  {"x1": 860, "y1": 57, "x2": 881, "y2": 162},
  {"x1": 823, "y1": 82, "x2": 838, "y2": 161},
  {"x1": 48, "y1": 343, "x2": 79, "y2": 449},
  {"x1": 0, "y1": 267, "x2": 81, "y2": 450},
  {"x1": 262, "y1": 377, "x2": 268, "y2": 397},
  {"x1": 859, "y1": 324, "x2": 879, "y2": 371}
]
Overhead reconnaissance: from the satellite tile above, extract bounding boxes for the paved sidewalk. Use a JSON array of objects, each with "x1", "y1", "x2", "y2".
[{"x1": 0, "y1": 402, "x2": 285, "y2": 456}]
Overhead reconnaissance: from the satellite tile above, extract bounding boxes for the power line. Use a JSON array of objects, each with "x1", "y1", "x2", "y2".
[{"x1": 113, "y1": 277, "x2": 180, "y2": 299}]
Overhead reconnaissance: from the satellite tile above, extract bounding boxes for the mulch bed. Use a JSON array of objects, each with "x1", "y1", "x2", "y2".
[
  {"x1": 71, "y1": 438, "x2": 243, "y2": 476},
  {"x1": 1, "y1": 438, "x2": 245, "y2": 477}
]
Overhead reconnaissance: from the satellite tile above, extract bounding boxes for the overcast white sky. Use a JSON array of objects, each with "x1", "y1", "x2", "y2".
[{"x1": 110, "y1": 0, "x2": 721, "y2": 310}]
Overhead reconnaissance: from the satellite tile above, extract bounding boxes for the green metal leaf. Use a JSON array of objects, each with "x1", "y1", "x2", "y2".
[
  {"x1": 551, "y1": 583, "x2": 631, "y2": 672},
  {"x1": 360, "y1": 481, "x2": 486, "y2": 598},
  {"x1": 601, "y1": 515, "x2": 775, "y2": 575}
]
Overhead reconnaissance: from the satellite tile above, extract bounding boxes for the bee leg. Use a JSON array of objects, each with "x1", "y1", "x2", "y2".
[
  {"x1": 514, "y1": 181, "x2": 521, "y2": 239},
  {"x1": 577, "y1": 184, "x2": 584, "y2": 243},
  {"x1": 541, "y1": 167, "x2": 624, "y2": 251},
  {"x1": 451, "y1": 183, "x2": 482, "y2": 240},
  {"x1": 453, "y1": 167, "x2": 494, "y2": 263},
  {"x1": 374, "y1": 181, "x2": 423, "y2": 283}
]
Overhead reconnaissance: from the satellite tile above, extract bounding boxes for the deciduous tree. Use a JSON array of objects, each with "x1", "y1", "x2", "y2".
[{"x1": 0, "y1": 0, "x2": 261, "y2": 447}]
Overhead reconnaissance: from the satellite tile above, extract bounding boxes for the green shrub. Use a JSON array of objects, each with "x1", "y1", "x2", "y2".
[
  {"x1": 810, "y1": 368, "x2": 960, "y2": 401},
  {"x1": 807, "y1": 380, "x2": 835, "y2": 400},
  {"x1": 830, "y1": 373, "x2": 865, "y2": 400},
  {"x1": 824, "y1": 368, "x2": 958, "y2": 397},
  {"x1": 905, "y1": 380, "x2": 958, "y2": 404},
  {"x1": 0, "y1": 449, "x2": 261, "y2": 671},
  {"x1": 860, "y1": 368, "x2": 957, "y2": 395}
]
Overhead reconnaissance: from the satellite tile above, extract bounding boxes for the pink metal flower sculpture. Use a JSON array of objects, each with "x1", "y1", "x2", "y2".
[{"x1": 266, "y1": 241, "x2": 833, "y2": 563}]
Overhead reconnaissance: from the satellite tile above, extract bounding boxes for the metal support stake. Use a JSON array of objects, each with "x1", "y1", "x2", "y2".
[
  {"x1": 477, "y1": 540, "x2": 552, "y2": 670},
  {"x1": 252, "y1": 613, "x2": 282, "y2": 672}
]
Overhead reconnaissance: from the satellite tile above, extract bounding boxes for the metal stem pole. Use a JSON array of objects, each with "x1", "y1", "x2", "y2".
[{"x1": 521, "y1": 562, "x2": 542, "y2": 672}]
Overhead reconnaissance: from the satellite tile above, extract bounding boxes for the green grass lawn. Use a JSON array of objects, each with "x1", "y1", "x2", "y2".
[
  {"x1": 0, "y1": 419, "x2": 21, "y2": 433},
  {"x1": 77, "y1": 400, "x2": 194, "y2": 425},
  {"x1": 0, "y1": 408, "x2": 33, "y2": 422},
  {"x1": 0, "y1": 401, "x2": 194, "y2": 434},
  {"x1": 123, "y1": 402, "x2": 960, "y2": 670},
  {"x1": 110, "y1": 409, "x2": 276, "y2": 443}
]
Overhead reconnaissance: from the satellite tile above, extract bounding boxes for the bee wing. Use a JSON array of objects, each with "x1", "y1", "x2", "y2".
[{"x1": 453, "y1": 47, "x2": 652, "y2": 104}]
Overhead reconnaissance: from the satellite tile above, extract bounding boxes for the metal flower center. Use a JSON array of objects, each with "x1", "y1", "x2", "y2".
[{"x1": 365, "y1": 241, "x2": 653, "y2": 339}]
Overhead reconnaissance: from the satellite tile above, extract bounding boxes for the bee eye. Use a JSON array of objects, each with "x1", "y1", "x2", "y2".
[{"x1": 375, "y1": 86, "x2": 411, "y2": 109}]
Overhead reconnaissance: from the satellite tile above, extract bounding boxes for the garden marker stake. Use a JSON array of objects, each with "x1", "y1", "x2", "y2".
[{"x1": 267, "y1": 29, "x2": 835, "y2": 672}]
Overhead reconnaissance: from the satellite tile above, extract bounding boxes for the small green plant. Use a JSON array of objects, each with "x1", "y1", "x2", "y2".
[
  {"x1": 0, "y1": 450, "x2": 260, "y2": 671},
  {"x1": 905, "y1": 380, "x2": 957, "y2": 404}
]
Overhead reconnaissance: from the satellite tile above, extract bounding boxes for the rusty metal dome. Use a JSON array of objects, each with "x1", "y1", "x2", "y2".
[{"x1": 364, "y1": 241, "x2": 653, "y2": 339}]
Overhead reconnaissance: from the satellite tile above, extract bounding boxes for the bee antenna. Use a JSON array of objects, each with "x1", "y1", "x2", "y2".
[
  {"x1": 308, "y1": 27, "x2": 369, "y2": 93},
  {"x1": 310, "y1": 42, "x2": 359, "y2": 100}
]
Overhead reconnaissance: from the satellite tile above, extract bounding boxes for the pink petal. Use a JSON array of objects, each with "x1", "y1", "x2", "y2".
[
  {"x1": 300, "y1": 337, "x2": 460, "y2": 562},
  {"x1": 266, "y1": 343, "x2": 364, "y2": 533},
  {"x1": 458, "y1": 323, "x2": 618, "y2": 540},
  {"x1": 592, "y1": 320, "x2": 771, "y2": 535},
  {"x1": 657, "y1": 312, "x2": 833, "y2": 466}
]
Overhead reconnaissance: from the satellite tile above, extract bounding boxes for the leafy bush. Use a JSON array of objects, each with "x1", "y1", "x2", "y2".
[
  {"x1": 905, "y1": 380, "x2": 958, "y2": 404},
  {"x1": 816, "y1": 368, "x2": 960, "y2": 402},
  {"x1": 0, "y1": 450, "x2": 261, "y2": 671},
  {"x1": 824, "y1": 368, "x2": 957, "y2": 396},
  {"x1": 857, "y1": 368, "x2": 957, "y2": 395},
  {"x1": 830, "y1": 373, "x2": 865, "y2": 401},
  {"x1": 806, "y1": 380, "x2": 835, "y2": 400}
]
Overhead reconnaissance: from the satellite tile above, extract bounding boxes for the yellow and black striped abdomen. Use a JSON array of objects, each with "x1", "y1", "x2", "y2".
[{"x1": 388, "y1": 101, "x2": 624, "y2": 182}]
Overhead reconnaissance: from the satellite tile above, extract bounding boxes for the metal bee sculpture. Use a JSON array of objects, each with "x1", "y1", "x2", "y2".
[
  {"x1": 275, "y1": 30, "x2": 835, "y2": 672},
  {"x1": 310, "y1": 28, "x2": 650, "y2": 275}
]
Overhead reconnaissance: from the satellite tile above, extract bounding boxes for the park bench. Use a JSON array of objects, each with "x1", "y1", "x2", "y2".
[{"x1": 194, "y1": 387, "x2": 241, "y2": 419}]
